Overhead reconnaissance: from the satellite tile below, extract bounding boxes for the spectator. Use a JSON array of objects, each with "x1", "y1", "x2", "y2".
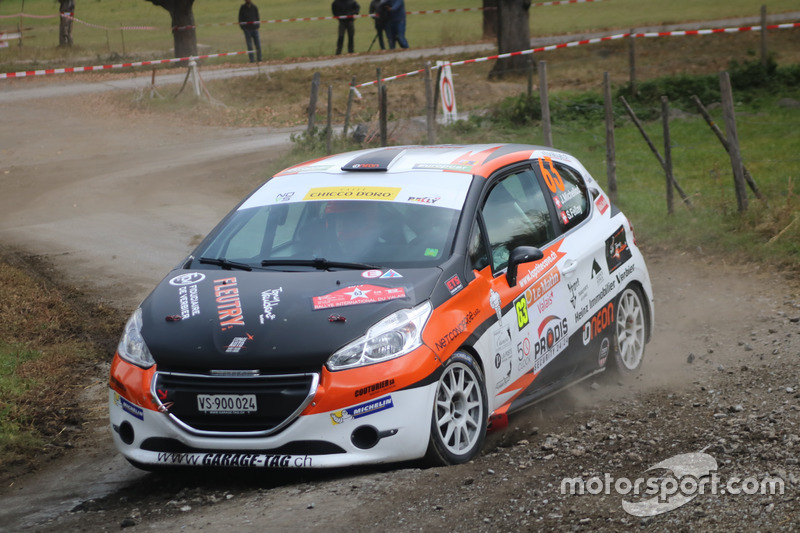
[
  {"x1": 238, "y1": 0, "x2": 262, "y2": 63},
  {"x1": 332, "y1": 0, "x2": 360, "y2": 55},
  {"x1": 368, "y1": 0, "x2": 387, "y2": 50},
  {"x1": 384, "y1": 0, "x2": 408, "y2": 50}
]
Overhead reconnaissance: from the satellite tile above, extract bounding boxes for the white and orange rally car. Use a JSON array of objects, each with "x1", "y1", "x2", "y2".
[{"x1": 109, "y1": 144, "x2": 654, "y2": 469}]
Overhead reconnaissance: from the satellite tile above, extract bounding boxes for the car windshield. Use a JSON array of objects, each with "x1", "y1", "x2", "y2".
[{"x1": 195, "y1": 199, "x2": 460, "y2": 269}]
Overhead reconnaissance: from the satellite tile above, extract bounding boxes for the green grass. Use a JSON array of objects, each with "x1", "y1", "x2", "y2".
[{"x1": 1, "y1": 0, "x2": 797, "y2": 65}]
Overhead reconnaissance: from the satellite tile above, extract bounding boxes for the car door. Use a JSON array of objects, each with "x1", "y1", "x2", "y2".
[
  {"x1": 467, "y1": 164, "x2": 575, "y2": 413},
  {"x1": 531, "y1": 155, "x2": 611, "y2": 376}
]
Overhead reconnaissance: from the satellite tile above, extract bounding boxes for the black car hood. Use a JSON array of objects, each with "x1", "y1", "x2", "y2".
[{"x1": 140, "y1": 267, "x2": 440, "y2": 372}]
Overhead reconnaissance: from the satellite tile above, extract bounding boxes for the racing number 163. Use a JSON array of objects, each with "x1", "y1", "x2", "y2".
[{"x1": 538, "y1": 157, "x2": 564, "y2": 193}]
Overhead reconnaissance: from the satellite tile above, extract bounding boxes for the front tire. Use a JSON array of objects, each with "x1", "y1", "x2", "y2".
[
  {"x1": 425, "y1": 351, "x2": 488, "y2": 466},
  {"x1": 611, "y1": 286, "x2": 648, "y2": 373}
]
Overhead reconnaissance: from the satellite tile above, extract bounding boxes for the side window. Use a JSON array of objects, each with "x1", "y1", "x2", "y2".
[
  {"x1": 481, "y1": 169, "x2": 554, "y2": 272},
  {"x1": 539, "y1": 159, "x2": 590, "y2": 231}
]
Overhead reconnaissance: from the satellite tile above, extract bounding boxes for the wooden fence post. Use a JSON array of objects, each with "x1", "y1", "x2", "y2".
[
  {"x1": 691, "y1": 95, "x2": 764, "y2": 201},
  {"x1": 343, "y1": 75, "x2": 356, "y2": 139},
  {"x1": 760, "y1": 5, "x2": 768, "y2": 68},
  {"x1": 539, "y1": 61, "x2": 552, "y2": 147},
  {"x1": 661, "y1": 96, "x2": 674, "y2": 215},
  {"x1": 604, "y1": 72, "x2": 617, "y2": 204},
  {"x1": 628, "y1": 29, "x2": 636, "y2": 95},
  {"x1": 379, "y1": 85, "x2": 388, "y2": 147},
  {"x1": 326, "y1": 84, "x2": 333, "y2": 154},
  {"x1": 425, "y1": 62, "x2": 436, "y2": 145},
  {"x1": 307, "y1": 72, "x2": 320, "y2": 133},
  {"x1": 619, "y1": 96, "x2": 692, "y2": 207},
  {"x1": 719, "y1": 71, "x2": 749, "y2": 212}
]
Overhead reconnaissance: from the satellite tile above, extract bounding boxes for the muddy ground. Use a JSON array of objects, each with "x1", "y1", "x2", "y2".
[{"x1": 1, "y1": 75, "x2": 799, "y2": 533}]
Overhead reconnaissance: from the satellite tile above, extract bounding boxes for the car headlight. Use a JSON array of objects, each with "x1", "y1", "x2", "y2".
[
  {"x1": 117, "y1": 308, "x2": 155, "y2": 369},
  {"x1": 327, "y1": 301, "x2": 432, "y2": 371}
]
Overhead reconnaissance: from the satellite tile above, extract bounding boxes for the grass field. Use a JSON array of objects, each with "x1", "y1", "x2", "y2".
[{"x1": 0, "y1": 0, "x2": 798, "y2": 64}]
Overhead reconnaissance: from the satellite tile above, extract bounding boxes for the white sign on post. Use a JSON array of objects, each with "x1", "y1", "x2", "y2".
[{"x1": 437, "y1": 61, "x2": 458, "y2": 125}]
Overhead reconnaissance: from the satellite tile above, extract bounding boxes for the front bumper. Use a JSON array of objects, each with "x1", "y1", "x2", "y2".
[{"x1": 108, "y1": 352, "x2": 440, "y2": 468}]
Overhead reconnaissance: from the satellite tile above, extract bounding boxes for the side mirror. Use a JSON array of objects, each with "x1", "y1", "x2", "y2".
[{"x1": 506, "y1": 246, "x2": 544, "y2": 287}]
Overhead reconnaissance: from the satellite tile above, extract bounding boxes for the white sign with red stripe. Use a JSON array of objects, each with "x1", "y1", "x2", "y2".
[{"x1": 437, "y1": 61, "x2": 458, "y2": 125}]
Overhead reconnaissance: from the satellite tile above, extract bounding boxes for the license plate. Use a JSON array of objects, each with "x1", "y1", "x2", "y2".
[{"x1": 197, "y1": 394, "x2": 257, "y2": 414}]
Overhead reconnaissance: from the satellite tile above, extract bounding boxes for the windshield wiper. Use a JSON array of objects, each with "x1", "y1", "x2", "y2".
[
  {"x1": 199, "y1": 257, "x2": 253, "y2": 271},
  {"x1": 260, "y1": 258, "x2": 380, "y2": 271}
]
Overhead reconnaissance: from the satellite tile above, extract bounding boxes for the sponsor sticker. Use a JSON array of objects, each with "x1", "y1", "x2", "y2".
[
  {"x1": 532, "y1": 315, "x2": 569, "y2": 373},
  {"x1": 330, "y1": 396, "x2": 394, "y2": 424},
  {"x1": 214, "y1": 277, "x2": 245, "y2": 330},
  {"x1": 169, "y1": 272, "x2": 206, "y2": 286},
  {"x1": 595, "y1": 194, "x2": 609, "y2": 214},
  {"x1": 156, "y1": 452, "x2": 312, "y2": 468},
  {"x1": 114, "y1": 393, "x2": 144, "y2": 420},
  {"x1": 605, "y1": 225, "x2": 633, "y2": 273},
  {"x1": 303, "y1": 186, "x2": 401, "y2": 201},
  {"x1": 312, "y1": 285, "x2": 406, "y2": 310},
  {"x1": 445, "y1": 274, "x2": 463, "y2": 295},
  {"x1": 259, "y1": 288, "x2": 282, "y2": 323}
]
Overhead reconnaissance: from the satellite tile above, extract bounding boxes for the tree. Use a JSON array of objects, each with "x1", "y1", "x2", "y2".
[
  {"x1": 482, "y1": 0, "x2": 497, "y2": 40},
  {"x1": 146, "y1": 0, "x2": 198, "y2": 58},
  {"x1": 489, "y1": 0, "x2": 531, "y2": 79},
  {"x1": 59, "y1": 0, "x2": 75, "y2": 47}
]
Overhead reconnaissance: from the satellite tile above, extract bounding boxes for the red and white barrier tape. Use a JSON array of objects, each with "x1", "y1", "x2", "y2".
[
  {"x1": 0, "y1": 50, "x2": 248, "y2": 79},
  {"x1": 352, "y1": 21, "x2": 800, "y2": 91},
  {"x1": 1, "y1": 19, "x2": 796, "y2": 81}
]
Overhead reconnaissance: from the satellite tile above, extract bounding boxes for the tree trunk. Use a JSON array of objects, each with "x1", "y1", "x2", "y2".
[
  {"x1": 59, "y1": 0, "x2": 75, "y2": 47},
  {"x1": 489, "y1": 0, "x2": 531, "y2": 79},
  {"x1": 147, "y1": 0, "x2": 198, "y2": 58},
  {"x1": 482, "y1": 0, "x2": 497, "y2": 40}
]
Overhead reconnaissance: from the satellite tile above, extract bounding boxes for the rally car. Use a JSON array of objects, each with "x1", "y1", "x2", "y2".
[{"x1": 109, "y1": 144, "x2": 654, "y2": 470}]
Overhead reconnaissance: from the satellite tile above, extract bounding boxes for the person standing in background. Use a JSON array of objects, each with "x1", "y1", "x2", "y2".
[
  {"x1": 369, "y1": 0, "x2": 387, "y2": 50},
  {"x1": 239, "y1": 0, "x2": 262, "y2": 63},
  {"x1": 384, "y1": 0, "x2": 408, "y2": 49},
  {"x1": 332, "y1": 0, "x2": 360, "y2": 55}
]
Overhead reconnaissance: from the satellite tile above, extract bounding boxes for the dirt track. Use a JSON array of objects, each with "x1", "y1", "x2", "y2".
[{"x1": 1, "y1": 77, "x2": 800, "y2": 532}]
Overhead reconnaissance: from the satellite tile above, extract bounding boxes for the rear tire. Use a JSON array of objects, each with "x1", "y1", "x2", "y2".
[
  {"x1": 424, "y1": 351, "x2": 488, "y2": 466},
  {"x1": 611, "y1": 286, "x2": 648, "y2": 373}
]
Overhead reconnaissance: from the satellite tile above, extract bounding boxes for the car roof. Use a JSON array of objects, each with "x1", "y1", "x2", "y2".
[{"x1": 274, "y1": 144, "x2": 583, "y2": 180}]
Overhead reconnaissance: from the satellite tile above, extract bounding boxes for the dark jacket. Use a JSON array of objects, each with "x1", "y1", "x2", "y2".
[
  {"x1": 332, "y1": 0, "x2": 360, "y2": 18},
  {"x1": 239, "y1": 2, "x2": 260, "y2": 30}
]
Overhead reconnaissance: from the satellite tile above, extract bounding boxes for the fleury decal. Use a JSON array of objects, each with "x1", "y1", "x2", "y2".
[
  {"x1": 330, "y1": 396, "x2": 394, "y2": 424},
  {"x1": 214, "y1": 277, "x2": 245, "y2": 330},
  {"x1": 605, "y1": 225, "x2": 633, "y2": 273},
  {"x1": 533, "y1": 315, "x2": 569, "y2": 373},
  {"x1": 312, "y1": 285, "x2": 407, "y2": 310},
  {"x1": 303, "y1": 186, "x2": 401, "y2": 201},
  {"x1": 259, "y1": 288, "x2": 282, "y2": 323}
]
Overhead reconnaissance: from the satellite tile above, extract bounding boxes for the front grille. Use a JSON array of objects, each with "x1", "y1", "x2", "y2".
[{"x1": 153, "y1": 371, "x2": 319, "y2": 437}]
